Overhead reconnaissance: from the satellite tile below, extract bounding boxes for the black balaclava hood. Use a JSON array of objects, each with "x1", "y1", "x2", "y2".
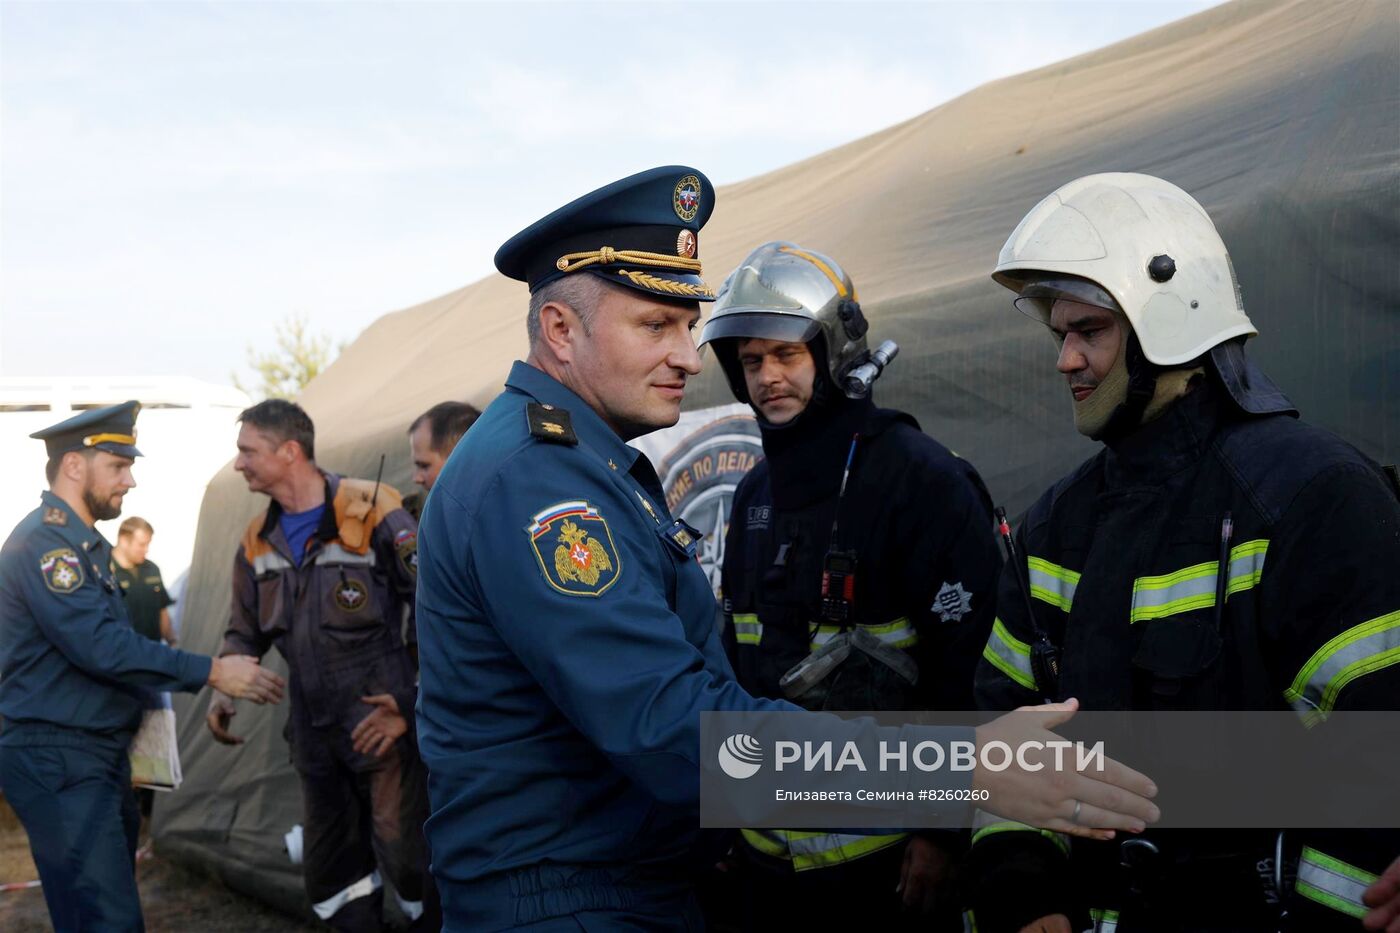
[{"x1": 753, "y1": 337, "x2": 874, "y2": 509}]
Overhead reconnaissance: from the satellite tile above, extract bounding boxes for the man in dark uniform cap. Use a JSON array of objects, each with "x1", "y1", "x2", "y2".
[
  {"x1": 415, "y1": 165, "x2": 767, "y2": 932},
  {"x1": 0, "y1": 400, "x2": 284, "y2": 932},
  {"x1": 414, "y1": 167, "x2": 1160, "y2": 932}
]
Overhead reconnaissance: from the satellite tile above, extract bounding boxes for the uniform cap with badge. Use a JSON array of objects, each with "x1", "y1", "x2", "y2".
[
  {"x1": 29, "y1": 399, "x2": 144, "y2": 460},
  {"x1": 494, "y1": 165, "x2": 719, "y2": 302}
]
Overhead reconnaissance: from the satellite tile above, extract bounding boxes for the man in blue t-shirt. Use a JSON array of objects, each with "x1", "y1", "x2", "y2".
[{"x1": 212, "y1": 399, "x2": 436, "y2": 931}]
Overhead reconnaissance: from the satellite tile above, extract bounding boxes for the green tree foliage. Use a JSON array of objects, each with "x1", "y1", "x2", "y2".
[{"x1": 233, "y1": 313, "x2": 340, "y2": 401}]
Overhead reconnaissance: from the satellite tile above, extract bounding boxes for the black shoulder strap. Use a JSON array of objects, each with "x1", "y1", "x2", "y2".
[{"x1": 527, "y1": 403, "x2": 578, "y2": 445}]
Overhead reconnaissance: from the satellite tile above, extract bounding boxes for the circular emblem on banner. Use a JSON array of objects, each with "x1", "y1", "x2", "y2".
[
  {"x1": 673, "y1": 174, "x2": 702, "y2": 222},
  {"x1": 334, "y1": 577, "x2": 370, "y2": 613},
  {"x1": 676, "y1": 229, "x2": 697, "y2": 259},
  {"x1": 655, "y1": 413, "x2": 763, "y2": 594}
]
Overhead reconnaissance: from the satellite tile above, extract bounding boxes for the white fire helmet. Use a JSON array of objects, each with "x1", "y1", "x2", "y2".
[{"x1": 992, "y1": 172, "x2": 1257, "y2": 366}]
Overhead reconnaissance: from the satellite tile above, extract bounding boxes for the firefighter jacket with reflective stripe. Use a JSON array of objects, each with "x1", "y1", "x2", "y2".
[
  {"x1": 967, "y1": 381, "x2": 1400, "y2": 932},
  {"x1": 222, "y1": 472, "x2": 421, "y2": 772},
  {"x1": 721, "y1": 402, "x2": 1001, "y2": 870}
]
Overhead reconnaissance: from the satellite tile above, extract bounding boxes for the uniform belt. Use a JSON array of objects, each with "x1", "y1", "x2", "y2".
[{"x1": 0, "y1": 721, "x2": 134, "y2": 753}]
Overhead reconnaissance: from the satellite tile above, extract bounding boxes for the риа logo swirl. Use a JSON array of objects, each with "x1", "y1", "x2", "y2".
[{"x1": 718, "y1": 733, "x2": 763, "y2": 779}]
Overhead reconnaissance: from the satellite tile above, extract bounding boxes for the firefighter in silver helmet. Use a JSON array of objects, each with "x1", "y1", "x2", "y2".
[
  {"x1": 700, "y1": 242, "x2": 1002, "y2": 930},
  {"x1": 966, "y1": 173, "x2": 1400, "y2": 932}
]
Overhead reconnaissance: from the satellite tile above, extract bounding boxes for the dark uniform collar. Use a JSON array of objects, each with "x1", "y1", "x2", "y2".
[
  {"x1": 505, "y1": 361, "x2": 643, "y2": 473},
  {"x1": 1103, "y1": 379, "x2": 1223, "y2": 486},
  {"x1": 39, "y1": 490, "x2": 106, "y2": 552},
  {"x1": 257, "y1": 471, "x2": 341, "y2": 543},
  {"x1": 758, "y1": 395, "x2": 879, "y2": 509}
]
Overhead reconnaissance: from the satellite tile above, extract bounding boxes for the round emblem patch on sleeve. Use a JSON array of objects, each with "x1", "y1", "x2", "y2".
[
  {"x1": 526, "y1": 501, "x2": 621, "y2": 597},
  {"x1": 41, "y1": 548, "x2": 85, "y2": 594}
]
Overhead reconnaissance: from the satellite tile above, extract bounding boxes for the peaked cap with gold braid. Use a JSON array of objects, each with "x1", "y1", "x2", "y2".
[
  {"x1": 494, "y1": 165, "x2": 717, "y2": 302},
  {"x1": 29, "y1": 399, "x2": 143, "y2": 459}
]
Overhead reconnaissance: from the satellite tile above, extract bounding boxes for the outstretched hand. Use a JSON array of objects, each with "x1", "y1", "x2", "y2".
[{"x1": 974, "y1": 698, "x2": 1160, "y2": 841}]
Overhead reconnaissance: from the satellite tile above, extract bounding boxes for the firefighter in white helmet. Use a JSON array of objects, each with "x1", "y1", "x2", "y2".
[{"x1": 966, "y1": 173, "x2": 1400, "y2": 932}]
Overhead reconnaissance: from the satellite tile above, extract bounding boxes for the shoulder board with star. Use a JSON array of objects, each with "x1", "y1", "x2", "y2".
[{"x1": 527, "y1": 403, "x2": 577, "y2": 445}]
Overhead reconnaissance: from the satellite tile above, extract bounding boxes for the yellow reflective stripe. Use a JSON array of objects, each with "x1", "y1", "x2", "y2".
[
  {"x1": 1129, "y1": 540, "x2": 1268, "y2": 623},
  {"x1": 732, "y1": 613, "x2": 762, "y2": 646},
  {"x1": 1026, "y1": 556, "x2": 1079, "y2": 612},
  {"x1": 809, "y1": 618, "x2": 918, "y2": 652},
  {"x1": 1090, "y1": 908, "x2": 1121, "y2": 932},
  {"x1": 970, "y1": 818, "x2": 1069, "y2": 856},
  {"x1": 1285, "y1": 609, "x2": 1400, "y2": 724},
  {"x1": 982, "y1": 618, "x2": 1037, "y2": 692},
  {"x1": 739, "y1": 828, "x2": 787, "y2": 858},
  {"x1": 1295, "y1": 846, "x2": 1378, "y2": 918},
  {"x1": 740, "y1": 829, "x2": 907, "y2": 870}
]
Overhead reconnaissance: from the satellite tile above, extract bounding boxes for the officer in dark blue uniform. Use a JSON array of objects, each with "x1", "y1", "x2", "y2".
[
  {"x1": 413, "y1": 166, "x2": 801, "y2": 931},
  {"x1": 0, "y1": 400, "x2": 284, "y2": 933}
]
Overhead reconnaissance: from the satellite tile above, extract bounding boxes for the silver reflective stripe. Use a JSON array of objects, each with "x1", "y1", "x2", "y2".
[
  {"x1": 1286, "y1": 610, "x2": 1400, "y2": 725},
  {"x1": 1295, "y1": 846, "x2": 1376, "y2": 919},
  {"x1": 1129, "y1": 540, "x2": 1268, "y2": 623},
  {"x1": 314, "y1": 543, "x2": 377, "y2": 567},
  {"x1": 732, "y1": 613, "x2": 762, "y2": 646},
  {"x1": 394, "y1": 892, "x2": 424, "y2": 922},
  {"x1": 311, "y1": 870, "x2": 381, "y2": 920},
  {"x1": 251, "y1": 552, "x2": 295, "y2": 575},
  {"x1": 810, "y1": 618, "x2": 917, "y2": 651},
  {"x1": 783, "y1": 831, "x2": 907, "y2": 870},
  {"x1": 1026, "y1": 557, "x2": 1079, "y2": 612},
  {"x1": 981, "y1": 618, "x2": 1037, "y2": 692},
  {"x1": 786, "y1": 832, "x2": 878, "y2": 857}
]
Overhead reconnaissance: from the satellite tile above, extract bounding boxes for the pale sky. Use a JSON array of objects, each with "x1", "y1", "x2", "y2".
[{"x1": 0, "y1": 0, "x2": 1221, "y2": 390}]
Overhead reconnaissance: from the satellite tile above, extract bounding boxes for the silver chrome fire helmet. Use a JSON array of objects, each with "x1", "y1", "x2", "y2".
[{"x1": 698, "y1": 241, "x2": 870, "y2": 404}]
